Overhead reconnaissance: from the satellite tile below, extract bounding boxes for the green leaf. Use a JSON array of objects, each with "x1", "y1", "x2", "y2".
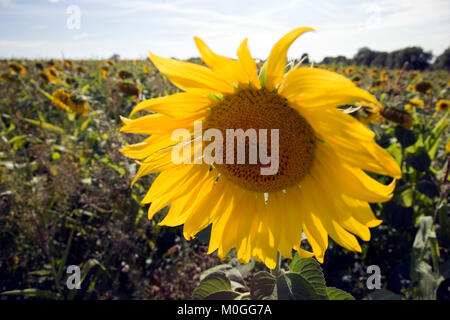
[
  {"x1": 413, "y1": 216, "x2": 435, "y2": 251},
  {"x1": 204, "y1": 290, "x2": 241, "y2": 300},
  {"x1": 363, "y1": 289, "x2": 403, "y2": 300},
  {"x1": 400, "y1": 188, "x2": 414, "y2": 207},
  {"x1": 56, "y1": 228, "x2": 75, "y2": 285},
  {"x1": 289, "y1": 254, "x2": 328, "y2": 299},
  {"x1": 192, "y1": 272, "x2": 232, "y2": 300},
  {"x1": 326, "y1": 287, "x2": 355, "y2": 300},
  {"x1": 22, "y1": 117, "x2": 65, "y2": 134},
  {"x1": 0, "y1": 288, "x2": 62, "y2": 300},
  {"x1": 276, "y1": 273, "x2": 320, "y2": 300},
  {"x1": 415, "y1": 261, "x2": 439, "y2": 300},
  {"x1": 424, "y1": 109, "x2": 449, "y2": 159},
  {"x1": 387, "y1": 142, "x2": 402, "y2": 166},
  {"x1": 250, "y1": 271, "x2": 277, "y2": 300}
]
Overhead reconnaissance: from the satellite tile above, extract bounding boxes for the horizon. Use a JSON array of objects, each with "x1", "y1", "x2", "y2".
[{"x1": 0, "y1": 0, "x2": 449, "y2": 62}]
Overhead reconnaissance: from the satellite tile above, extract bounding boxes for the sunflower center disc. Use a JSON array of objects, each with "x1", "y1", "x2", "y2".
[{"x1": 204, "y1": 88, "x2": 316, "y2": 192}]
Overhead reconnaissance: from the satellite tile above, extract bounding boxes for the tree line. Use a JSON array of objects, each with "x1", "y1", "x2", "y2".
[{"x1": 318, "y1": 46, "x2": 450, "y2": 70}]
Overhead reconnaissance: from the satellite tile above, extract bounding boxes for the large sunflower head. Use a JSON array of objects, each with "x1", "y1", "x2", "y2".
[{"x1": 120, "y1": 27, "x2": 401, "y2": 269}]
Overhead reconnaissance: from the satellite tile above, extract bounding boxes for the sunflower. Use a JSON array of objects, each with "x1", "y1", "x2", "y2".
[
  {"x1": 120, "y1": 27, "x2": 401, "y2": 268},
  {"x1": 344, "y1": 66, "x2": 354, "y2": 75},
  {"x1": 405, "y1": 104, "x2": 413, "y2": 113},
  {"x1": 51, "y1": 88, "x2": 89, "y2": 116},
  {"x1": 116, "y1": 81, "x2": 139, "y2": 96},
  {"x1": 351, "y1": 75, "x2": 362, "y2": 84},
  {"x1": 436, "y1": 99, "x2": 449, "y2": 112},
  {"x1": 8, "y1": 62, "x2": 26, "y2": 75},
  {"x1": 414, "y1": 81, "x2": 432, "y2": 94},
  {"x1": 41, "y1": 68, "x2": 59, "y2": 83}
]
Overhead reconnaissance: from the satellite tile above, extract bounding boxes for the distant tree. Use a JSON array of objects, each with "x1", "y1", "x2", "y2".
[
  {"x1": 321, "y1": 55, "x2": 351, "y2": 65},
  {"x1": 109, "y1": 54, "x2": 121, "y2": 61},
  {"x1": 353, "y1": 47, "x2": 388, "y2": 67},
  {"x1": 386, "y1": 47, "x2": 432, "y2": 70},
  {"x1": 433, "y1": 47, "x2": 450, "y2": 70},
  {"x1": 353, "y1": 47, "x2": 377, "y2": 66},
  {"x1": 371, "y1": 52, "x2": 388, "y2": 67}
]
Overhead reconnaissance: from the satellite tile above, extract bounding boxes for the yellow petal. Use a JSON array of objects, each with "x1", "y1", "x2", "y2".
[
  {"x1": 120, "y1": 135, "x2": 175, "y2": 160},
  {"x1": 129, "y1": 92, "x2": 212, "y2": 118},
  {"x1": 289, "y1": 181, "x2": 328, "y2": 262},
  {"x1": 120, "y1": 112, "x2": 205, "y2": 135},
  {"x1": 314, "y1": 144, "x2": 396, "y2": 203},
  {"x1": 280, "y1": 67, "x2": 378, "y2": 105},
  {"x1": 149, "y1": 52, "x2": 235, "y2": 95},
  {"x1": 182, "y1": 175, "x2": 227, "y2": 240},
  {"x1": 265, "y1": 27, "x2": 315, "y2": 91},
  {"x1": 146, "y1": 164, "x2": 210, "y2": 219},
  {"x1": 160, "y1": 167, "x2": 219, "y2": 227},
  {"x1": 298, "y1": 107, "x2": 401, "y2": 178},
  {"x1": 194, "y1": 37, "x2": 248, "y2": 85},
  {"x1": 237, "y1": 38, "x2": 261, "y2": 89}
]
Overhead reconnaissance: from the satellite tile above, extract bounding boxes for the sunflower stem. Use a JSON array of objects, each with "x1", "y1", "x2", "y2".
[{"x1": 272, "y1": 252, "x2": 282, "y2": 277}]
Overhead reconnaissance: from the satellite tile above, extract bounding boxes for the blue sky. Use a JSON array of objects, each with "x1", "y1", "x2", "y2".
[{"x1": 0, "y1": 0, "x2": 449, "y2": 61}]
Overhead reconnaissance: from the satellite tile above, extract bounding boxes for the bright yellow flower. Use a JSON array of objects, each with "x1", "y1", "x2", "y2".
[
  {"x1": 436, "y1": 99, "x2": 449, "y2": 112},
  {"x1": 120, "y1": 27, "x2": 401, "y2": 268},
  {"x1": 409, "y1": 98, "x2": 424, "y2": 108},
  {"x1": 446, "y1": 140, "x2": 450, "y2": 153},
  {"x1": 405, "y1": 104, "x2": 413, "y2": 113}
]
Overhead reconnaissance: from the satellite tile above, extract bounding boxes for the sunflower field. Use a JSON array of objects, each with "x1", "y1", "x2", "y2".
[{"x1": 0, "y1": 49, "x2": 449, "y2": 301}]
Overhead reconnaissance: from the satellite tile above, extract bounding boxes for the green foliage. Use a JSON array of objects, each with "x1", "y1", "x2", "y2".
[{"x1": 192, "y1": 255, "x2": 355, "y2": 300}]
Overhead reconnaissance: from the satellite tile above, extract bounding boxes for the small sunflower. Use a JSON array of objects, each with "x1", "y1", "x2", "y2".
[
  {"x1": 409, "y1": 98, "x2": 424, "y2": 108},
  {"x1": 436, "y1": 99, "x2": 449, "y2": 112},
  {"x1": 380, "y1": 107, "x2": 412, "y2": 129},
  {"x1": 117, "y1": 70, "x2": 134, "y2": 80},
  {"x1": 100, "y1": 66, "x2": 110, "y2": 79},
  {"x1": 414, "y1": 81, "x2": 432, "y2": 94},
  {"x1": 120, "y1": 27, "x2": 401, "y2": 268},
  {"x1": 64, "y1": 60, "x2": 73, "y2": 69},
  {"x1": 116, "y1": 82, "x2": 139, "y2": 96},
  {"x1": 352, "y1": 75, "x2": 362, "y2": 84},
  {"x1": 51, "y1": 88, "x2": 89, "y2": 116},
  {"x1": 344, "y1": 66, "x2": 354, "y2": 75},
  {"x1": 41, "y1": 68, "x2": 59, "y2": 83},
  {"x1": 8, "y1": 62, "x2": 26, "y2": 75},
  {"x1": 405, "y1": 104, "x2": 413, "y2": 113}
]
